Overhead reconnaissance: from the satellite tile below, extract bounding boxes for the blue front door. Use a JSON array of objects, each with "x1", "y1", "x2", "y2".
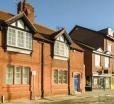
[{"x1": 74, "y1": 74, "x2": 80, "y2": 91}]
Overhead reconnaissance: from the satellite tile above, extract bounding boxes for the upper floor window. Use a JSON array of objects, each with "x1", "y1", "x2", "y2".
[
  {"x1": 108, "y1": 28, "x2": 113, "y2": 37},
  {"x1": 54, "y1": 36, "x2": 69, "y2": 59},
  {"x1": 7, "y1": 27, "x2": 32, "y2": 50},
  {"x1": 104, "y1": 57, "x2": 109, "y2": 68},
  {"x1": 107, "y1": 43, "x2": 112, "y2": 53},
  {"x1": 95, "y1": 54, "x2": 101, "y2": 67}
]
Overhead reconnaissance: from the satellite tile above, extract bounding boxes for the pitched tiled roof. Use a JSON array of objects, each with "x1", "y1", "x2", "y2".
[
  {"x1": 0, "y1": 10, "x2": 84, "y2": 51},
  {"x1": 34, "y1": 23, "x2": 55, "y2": 35},
  {"x1": 70, "y1": 42, "x2": 84, "y2": 52},
  {"x1": 0, "y1": 11, "x2": 55, "y2": 42},
  {"x1": 51, "y1": 28, "x2": 72, "y2": 44},
  {"x1": 70, "y1": 25, "x2": 114, "y2": 42},
  {"x1": 75, "y1": 41, "x2": 95, "y2": 50},
  {"x1": 0, "y1": 11, "x2": 14, "y2": 21}
]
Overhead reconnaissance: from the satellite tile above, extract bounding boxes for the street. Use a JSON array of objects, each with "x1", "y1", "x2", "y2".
[
  {"x1": 6, "y1": 90, "x2": 114, "y2": 104},
  {"x1": 49, "y1": 95, "x2": 114, "y2": 104}
]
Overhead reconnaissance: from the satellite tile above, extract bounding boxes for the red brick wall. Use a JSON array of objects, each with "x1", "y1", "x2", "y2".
[
  {"x1": 70, "y1": 49, "x2": 85, "y2": 94},
  {"x1": 0, "y1": 29, "x2": 41, "y2": 100},
  {"x1": 52, "y1": 59, "x2": 68, "y2": 95}
]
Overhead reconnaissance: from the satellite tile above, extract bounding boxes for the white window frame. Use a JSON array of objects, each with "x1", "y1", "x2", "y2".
[
  {"x1": 6, "y1": 65, "x2": 30, "y2": 85},
  {"x1": 107, "y1": 43, "x2": 112, "y2": 53},
  {"x1": 53, "y1": 69, "x2": 67, "y2": 84},
  {"x1": 23, "y1": 67, "x2": 30, "y2": 84},
  {"x1": 7, "y1": 27, "x2": 32, "y2": 50},
  {"x1": 104, "y1": 57, "x2": 109, "y2": 68},
  {"x1": 15, "y1": 67, "x2": 21, "y2": 84},
  {"x1": 6, "y1": 66, "x2": 14, "y2": 84},
  {"x1": 95, "y1": 54, "x2": 101, "y2": 67},
  {"x1": 54, "y1": 41, "x2": 69, "y2": 58}
]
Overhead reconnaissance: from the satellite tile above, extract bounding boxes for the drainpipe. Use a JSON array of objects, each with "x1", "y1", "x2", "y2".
[
  {"x1": 68, "y1": 57, "x2": 70, "y2": 95},
  {"x1": 41, "y1": 42, "x2": 44, "y2": 98}
]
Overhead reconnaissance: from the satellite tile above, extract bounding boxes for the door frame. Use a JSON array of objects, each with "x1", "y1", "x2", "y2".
[{"x1": 73, "y1": 72, "x2": 80, "y2": 92}]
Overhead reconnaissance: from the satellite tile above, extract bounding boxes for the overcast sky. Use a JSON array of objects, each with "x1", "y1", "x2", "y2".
[{"x1": 0, "y1": 0, "x2": 114, "y2": 32}]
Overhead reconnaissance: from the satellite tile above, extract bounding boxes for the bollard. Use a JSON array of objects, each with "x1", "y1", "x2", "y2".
[{"x1": 1, "y1": 96, "x2": 5, "y2": 103}]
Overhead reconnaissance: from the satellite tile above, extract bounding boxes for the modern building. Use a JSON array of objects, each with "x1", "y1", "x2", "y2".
[
  {"x1": 70, "y1": 25, "x2": 114, "y2": 91},
  {"x1": 0, "y1": 1, "x2": 85, "y2": 100}
]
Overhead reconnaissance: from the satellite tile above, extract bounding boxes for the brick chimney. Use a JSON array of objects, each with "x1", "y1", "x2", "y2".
[{"x1": 17, "y1": 0, "x2": 35, "y2": 22}]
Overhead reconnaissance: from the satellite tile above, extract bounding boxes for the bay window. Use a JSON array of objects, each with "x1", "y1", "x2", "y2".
[
  {"x1": 7, "y1": 27, "x2": 32, "y2": 50},
  {"x1": 54, "y1": 41, "x2": 69, "y2": 58}
]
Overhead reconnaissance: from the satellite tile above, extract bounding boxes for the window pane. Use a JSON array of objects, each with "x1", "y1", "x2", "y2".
[
  {"x1": 63, "y1": 71, "x2": 67, "y2": 83},
  {"x1": 107, "y1": 44, "x2": 112, "y2": 53},
  {"x1": 17, "y1": 31, "x2": 24, "y2": 47},
  {"x1": 8, "y1": 28, "x2": 16, "y2": 46},
  {"x1": 60, "y1": 43, "x2": 64, "y2": 56},
  {"x1": 23, "y1": 67, "x2": 30, "y2": 84},
  {"x1": 26, "y1": 33, "x2": 32, "y2": 49},
  {"x1": 54, "y1": 40, "x2": 69, "y2": 58},
  {"x1": 54, "y1": 41, "x2": 59, "y2": 55},
  {"x1": 15, "y1": 67, "x2": 21, "y2": 84},
  {"x1": 53, "y1": 70, "x2": 58, "y2": 84},
  {"x1": 105, "y1": 57, "x2": 109, "y2": 68},
  {"x1": 6, "y1": 66, "x2": 14, "y2": 84},
  {"x1": 7, "y1": 27, "x2": 33, "y2": 51},
  {"x1": 58, "y1": 70, "x2": 63, "y2": 84},
  {"x1": 95, "y1": 54, "x2": 100, "y2": 67}
]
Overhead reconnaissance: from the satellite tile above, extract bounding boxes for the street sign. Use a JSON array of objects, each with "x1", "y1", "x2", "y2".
[{"x1": 32, "y1": 70, "x2": 36, "y2": 76}]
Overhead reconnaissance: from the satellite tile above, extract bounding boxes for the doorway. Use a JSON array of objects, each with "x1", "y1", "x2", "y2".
[{"x1": 74, "y1": 74, "x2": 80, "y2": 92}]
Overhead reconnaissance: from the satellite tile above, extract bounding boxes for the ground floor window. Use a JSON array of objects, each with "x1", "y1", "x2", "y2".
[
  {"x1": 23, "y1": 67, "x2": 30, "y2": 84},
  {"x1": 6, "y1": 66, "x2": 14, "y2": 84},
  {"x1": 92, "y1": 77, "x2": 111, "y2": 89},
  {"x1": 86, "y1": 76, "x2": 92, "y2": 87},
  {"x1": 6, "y1": 65, "x2": 30, "y2": 85},
  {"x1": 93, "y1": 77, "x2": 99, "y2": 88},
  {"x1": 15, "y1": 67, "x2": 21, "y2": 84},
  {"x1": 53, "y1": 69, "x2": 67, "y2": 84},
  {"x1": 111, "y1": 76, "x2": 114, "y2": 89}
]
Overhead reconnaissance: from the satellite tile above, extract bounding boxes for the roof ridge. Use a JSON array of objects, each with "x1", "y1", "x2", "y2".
[
  {"x1": 0, "y1": 10, "x2": 14, "y2": 16},
  {"x1": 34, "y1": 22, "x2": 55, "y2": 32},
  {"x1": 75, "y1": 40, "x2": 95, "y2": 50}
]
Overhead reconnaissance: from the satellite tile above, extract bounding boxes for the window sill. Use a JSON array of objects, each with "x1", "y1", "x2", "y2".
[
  {"x1": 3, "y1": 84, "x2": 30, "y2": 87},
  {"x1": 54, "y1": 55, "x2": 68, "y2": 61},
  {"x1": 52, "y1": 83, "x2": 68, "y2": 86},
  {"x1": 7, "y1": 46, "x2": 32, "y2": 54}
]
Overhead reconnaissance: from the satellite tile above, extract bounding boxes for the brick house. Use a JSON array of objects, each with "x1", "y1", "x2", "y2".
[
  {"x1": 70, "y1": 43, "x2": 85, "y2": 93},
  {"x1": 70, "y1": 25, "x2": 114, "y2": 91},
  {"x1": 0, "y1": 1, "x2": 85, "y2": 100}
]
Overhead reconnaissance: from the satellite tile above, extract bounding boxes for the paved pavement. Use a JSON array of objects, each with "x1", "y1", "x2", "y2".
[{"x1": 4, "y1": 90, "x2": 114, "y2": 104}]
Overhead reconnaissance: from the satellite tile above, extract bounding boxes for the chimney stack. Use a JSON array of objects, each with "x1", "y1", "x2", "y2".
[{"x1": 17, "y1": 0, "x2": 35, "y2": 22}]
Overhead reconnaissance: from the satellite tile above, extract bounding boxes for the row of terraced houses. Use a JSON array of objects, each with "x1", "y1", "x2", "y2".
[{"x1": 0, "y1": 0, "x2": 114, "y2": 101}]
